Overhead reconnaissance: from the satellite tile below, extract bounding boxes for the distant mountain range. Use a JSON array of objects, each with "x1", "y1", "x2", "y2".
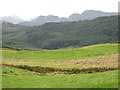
[
  {"x1": 1, "y1": 10, "x2": 117, "y2": 26},
  {"x1": 68, "y1": 10, "x2": 117, "y2": 21},
  {"x1": 0, "y1": 15, "x2": 24, "y2": 24},
  {"x1": 19, "y1": 10, "x2": 117, "y2": 26}
]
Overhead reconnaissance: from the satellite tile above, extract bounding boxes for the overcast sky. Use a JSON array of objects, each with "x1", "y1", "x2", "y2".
[{"x1": 0, "y1": 0, "x2": 119, "y2": 20}]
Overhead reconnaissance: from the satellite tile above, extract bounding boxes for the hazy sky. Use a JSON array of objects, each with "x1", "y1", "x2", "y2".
[{"x1": 0, "y1": 0, "x2": 119, "y2": 20}]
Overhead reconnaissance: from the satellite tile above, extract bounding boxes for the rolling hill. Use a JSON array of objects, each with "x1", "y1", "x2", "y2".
[
  {"x1": 2, "y1": 43, "x2": 119, "y2": 88},
  {"x1": 2, "y1": 15, "x2": 118, "y2": 49}
]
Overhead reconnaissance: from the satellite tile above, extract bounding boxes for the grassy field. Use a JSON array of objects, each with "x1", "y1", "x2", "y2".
[
  {"x1": 2, "y1": 43, "x2": 119, "y2": 88},
  {"x1": 2, "y1": 66, "x2": 118, "y2": 88},
  {"x1": 2, "y1": 43, "x2": 118, "y2": 61}
]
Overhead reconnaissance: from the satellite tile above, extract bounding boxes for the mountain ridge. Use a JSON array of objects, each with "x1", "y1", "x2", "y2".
[
  {"x1": 0, "y1": 15, "x2": 24, "y2": 24},
  {"x1": 19, "y1": 10, "x2": 117, "y2": 26}
]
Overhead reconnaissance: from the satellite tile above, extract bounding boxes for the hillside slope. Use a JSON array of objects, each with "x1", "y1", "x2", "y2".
[
  {"x1": 2, "y1": 43, "x2": 118, "y2": 88},
  {"x1": 2, "y1": 15, "x2": 118, "y2": 49}
]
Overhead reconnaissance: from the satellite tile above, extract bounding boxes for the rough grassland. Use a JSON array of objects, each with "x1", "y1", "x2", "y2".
[
  {"x1": 2, "y1": 43, "x2": 118, "y2": 69},
  {"x1": 2, "y1": 43, "x2": 118, "y2": 61},
  {"x1": 2, "y1": 43, "x2": 119, "y2": 88},
  {"x1": 3, "y1": 54, "x2": 118, "y2": 69},
  {"x1": 2, "y1": 66, "x2": 118, "y2": 88}
]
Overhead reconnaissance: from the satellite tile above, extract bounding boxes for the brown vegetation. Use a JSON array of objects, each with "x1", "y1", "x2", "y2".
[{"x1": 2, "y1": 64, "x2": 118, "y2": 75}]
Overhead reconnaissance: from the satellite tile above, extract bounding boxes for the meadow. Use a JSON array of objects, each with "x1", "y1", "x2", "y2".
[
  {"x1": 2, "y1": 43, "x2": 119, "y2": 88},
  {"x1": 2, "y1": 66, "x2": 118, "y2": 88}
]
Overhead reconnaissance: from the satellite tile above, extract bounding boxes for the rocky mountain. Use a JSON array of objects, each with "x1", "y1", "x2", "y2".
[
  {"x1": 19, "y1": 10, "x2": 117, "y2": 26},
  {"x1": 64, "y1": 10, "x2": 117, "y2": 21},
  {"x1": 78, "y1": 10, "x2": 117, "y2": 20},
  {"x1": 19, "y1": 15, "x2": 67, "y2": 26},
  {"x1": 0, "y1": 15, "x2": 24, "y2": 24}
]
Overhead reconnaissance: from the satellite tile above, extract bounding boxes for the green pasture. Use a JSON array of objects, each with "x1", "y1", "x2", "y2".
[
  {"x1": 2, "y1": 66, "x2": 118, "y2": 88},
  {"x1": 2, "y1": 43, "x2": 118, "y2": 61}
]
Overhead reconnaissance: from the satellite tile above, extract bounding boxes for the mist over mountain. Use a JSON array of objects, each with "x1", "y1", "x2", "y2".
[
  {"x1": 0, "y1": 15, "x2": 24, "y2": 24},
  {"x1": 28, "y1": 16, "x2": 39, "y2": 21},
  {"x1": 19, "y1": 10, "x2": 117, "y2": 26}
]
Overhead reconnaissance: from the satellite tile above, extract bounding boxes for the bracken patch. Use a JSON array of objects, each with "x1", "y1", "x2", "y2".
[{"x1": 2, "y1": 64, "x2": 119, "y2": 75}]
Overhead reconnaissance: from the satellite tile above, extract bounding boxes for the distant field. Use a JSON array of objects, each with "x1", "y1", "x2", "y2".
[
  {"x1": 2, "y1": 43, "x2": 118, "y2": 61},
  {"x1": 2, "y1": 43, "x2": 119, "y2": 88}
]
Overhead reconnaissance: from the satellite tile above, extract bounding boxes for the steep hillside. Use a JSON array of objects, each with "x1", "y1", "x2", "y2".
[
  {"x1": 2, "y1": 22, "x2": 31, "y2": 48},
  {"x1": 2, "y1": 15, "x2": 118, "y2": 49}
]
